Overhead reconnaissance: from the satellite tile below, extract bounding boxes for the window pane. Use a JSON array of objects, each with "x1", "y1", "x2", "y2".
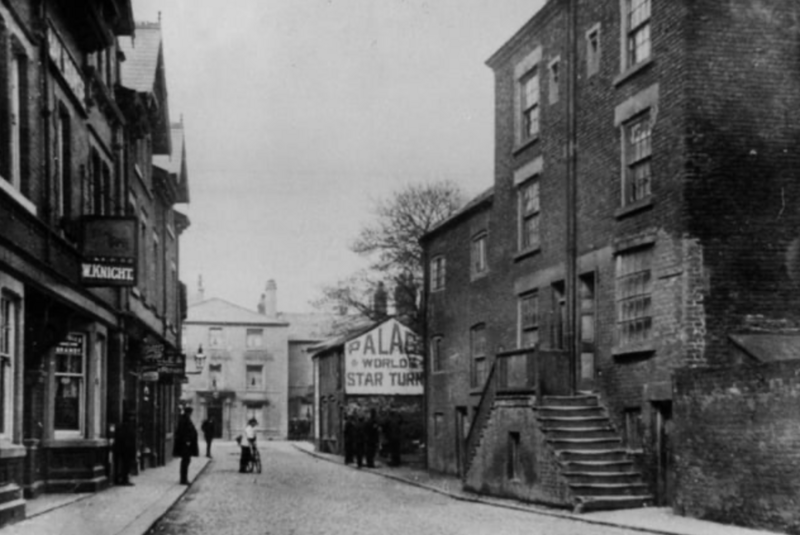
[
  {"x1": 616, "y1": 248, "x2": 654, "y2": 346},
  {"x1": 55, "y1": 377, "x2": 82, "y2": 430}
]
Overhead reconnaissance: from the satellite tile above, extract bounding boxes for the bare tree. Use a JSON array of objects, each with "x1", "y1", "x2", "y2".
[{"x1": 315, "y1": 180, "x2": 465, "y2": 330}]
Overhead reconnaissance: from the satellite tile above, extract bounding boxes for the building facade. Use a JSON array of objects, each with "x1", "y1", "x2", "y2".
[
  {"x1": 0, "y1": 3, "x2": 190, "y2": 527},
  {"x1": 422, "y1": 0, "x2": 800, "y2": 513},
  {"x1": 312, "y1": 318, "x2": 424, "y2": 458}
]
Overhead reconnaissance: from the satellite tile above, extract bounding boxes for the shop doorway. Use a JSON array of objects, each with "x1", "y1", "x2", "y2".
[{"x1": 207, "y1": 404, "x2": 223, "y2": 439}]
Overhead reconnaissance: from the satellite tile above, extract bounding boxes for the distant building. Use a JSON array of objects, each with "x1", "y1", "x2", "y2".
[
  {"x1": 182, "y1": 281, "x2": 335, "y2": 440},
  {"x1": 311, "y1": 317, "x2": 424, "y2": 459}
]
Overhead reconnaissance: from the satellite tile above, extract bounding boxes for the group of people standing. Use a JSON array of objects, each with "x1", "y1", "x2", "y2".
[{"x1": 343, "y1": 409, "x2": 403, "y2": 469}]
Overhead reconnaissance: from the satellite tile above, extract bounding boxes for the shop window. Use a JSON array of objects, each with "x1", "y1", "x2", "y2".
[
  {"x1": 54, "y1": 333, "x2": 85, "y2": 436},
  {"x1": 246, "y1": 365, "x2": 263, "y2": 390},
  {"x1": 246, "y1": 328, "x2": 264, "y2": 348}
]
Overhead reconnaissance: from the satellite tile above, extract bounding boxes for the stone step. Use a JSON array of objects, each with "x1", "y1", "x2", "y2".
[
  {"x1": 561, "y1": 460, "x2": 635, "y2": 473},
  {"x1": 563, "y1": 471, "x2": 643, "y2": 484},
  {"x1": 575, "y1": 495, "x2": 653, "y2": 513},
  {"x1": 540, "y1": 395, "x2": 599, "y2": 407},
  {"x1": 536, "y1": 415, "x2": 610, "y2": 428},
  {"x1": 543, "y1": 426, "x2": 617, "y2": 440},
  {"x1": 569, "y1": 482, "x2": 650, "y2": 497},
  {"x1": 557, "y1": 449, "x2": 629, "y2": 462},
  {"x1": 548, "y1": 437, "x2": 622, "y2": 450},
  {"x1": 536, "y1": 406, "x2": 607, "y2": 419}
]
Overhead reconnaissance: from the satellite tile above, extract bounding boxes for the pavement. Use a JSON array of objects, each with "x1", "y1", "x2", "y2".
[{"x1": 0, "y1": 440, "x2": 779, "y2": 535}]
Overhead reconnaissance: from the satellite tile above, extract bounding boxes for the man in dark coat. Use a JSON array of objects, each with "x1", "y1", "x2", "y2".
[
  {"x1": 353, "y1": 415, "x2": 366, "y2": 469},
  {"x1": 364, "y1": 410, "x2": 380, "y2": 468},
  {"x1": 173, "y1": 406, "x2": 199, "y2": 484},
  {"x1": 343, "y1": 414, "x2": 356, "y2": 465},
  {"x1": 201, "y1": 418, "x2": 215, "y2": 458},
  {"x1": 114, "y1": 412, "x2": 137, "y2": 485}
]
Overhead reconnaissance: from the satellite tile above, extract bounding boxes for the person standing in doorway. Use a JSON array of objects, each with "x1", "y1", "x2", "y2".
[
  {"x1": 201, "y1": 417, "x2": 215, "y2": 458},
  {"x1": 114, "y1": 411, "x2": 137, "y2": 485},
  {"x1": 173, "y1": 407, "x2": 199, "y2": 485},
  {"x1": 364, "y1": 409, "x2": 380, "y2": 468}
]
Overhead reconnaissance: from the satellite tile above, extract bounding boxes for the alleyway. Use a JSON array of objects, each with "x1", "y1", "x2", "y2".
[{"x1": 149, "y1": 442, "x2": 647, "y2": 535}]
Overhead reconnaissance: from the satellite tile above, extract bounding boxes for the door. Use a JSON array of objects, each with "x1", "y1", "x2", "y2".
[
  {"x1": 207, "y1": 404, "x2": 223, "y2": 438},
  {"x1": 653, "y1": 401, "x2": 674, "y2": 505},
  {"x1": 578, "y1": 273, "x2": 596, "y2": 392},
  {"x1": 455, "y1": 407, "x2": 468, "y2": 477}
]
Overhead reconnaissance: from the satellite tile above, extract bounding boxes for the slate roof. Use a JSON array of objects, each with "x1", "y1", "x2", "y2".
[
  {"x1": 279, "y1": 313, "x2": 338, "y2": 342},
  {"x1": 420, "y1": 185, "x2": 494, "y2": 242},
  {"x1": 186, "y1": 298, "x2": 288, "y2": 326},
  {"x1": 119, "y1": 22, "x2": 162, "y2": 93}
]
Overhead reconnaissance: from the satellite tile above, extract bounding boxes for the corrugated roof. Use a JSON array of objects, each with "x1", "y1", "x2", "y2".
[
  {"x1": 186, "y1": 298, "x2": 288, "y2": 326},
  {"x1": 119, "y1": 22, "x2": 162, "y2": 92}
]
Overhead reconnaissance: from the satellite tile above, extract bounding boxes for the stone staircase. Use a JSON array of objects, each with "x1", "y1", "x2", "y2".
[{"x1": 536, "y1": 394, "x2": 653, "y2": 512}]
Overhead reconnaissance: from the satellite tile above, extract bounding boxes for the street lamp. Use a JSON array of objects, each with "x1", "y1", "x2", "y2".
[{"x1": 194, "y1": 345, "x2": 206, "y2": 372}]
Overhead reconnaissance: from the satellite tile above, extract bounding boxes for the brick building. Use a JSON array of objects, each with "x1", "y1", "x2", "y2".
[
  {"x1": 0, "y1": 2, "x2": 190, "y2": 527},
  {"x1": 421, "y1": 0, "x2": 800, "y2": 513}
]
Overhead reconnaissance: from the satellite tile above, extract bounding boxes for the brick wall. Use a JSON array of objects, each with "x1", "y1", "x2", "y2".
[{"x1": 674, "y1": 360, "x2": 800, "y2": 534}]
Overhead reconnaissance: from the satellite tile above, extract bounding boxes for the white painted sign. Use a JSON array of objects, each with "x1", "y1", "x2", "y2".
[{"x1": 344, "y1": 319, "x2": 423, "y2": 395}]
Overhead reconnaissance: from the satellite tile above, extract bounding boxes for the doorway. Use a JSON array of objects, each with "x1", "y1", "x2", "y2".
[
  {"x1": 578, "y1": 273, "x2": 596, "y2": 392},
  {"x1": 652, "y1": 401, "x2": 674, "y2": 505},
  {"x1": 455, "y1": 406, "x2": 468, "y2": 477},
  {"x1": 207, "y1": 404, "x2": 223, "y2": 438}
]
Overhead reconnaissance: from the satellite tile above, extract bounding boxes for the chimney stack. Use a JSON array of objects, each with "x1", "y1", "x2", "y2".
[
  {"x1": 373, "y1": 281, "x2": 388, "y2": 318},
  {"x1": 264, "y1": 279, "x2": 277, "y2": 316}
]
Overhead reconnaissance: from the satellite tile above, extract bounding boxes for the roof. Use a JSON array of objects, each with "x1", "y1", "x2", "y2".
[
  {"x1": 420, "y1": 185, "x2": 494, "y2": 242},
  {"x1": 153, "y1": 123, "x2": 184, "y2": 175},
  {"x1": 307, "y1": 320, "x2": 378, "y2": 357},
  {"x1": 119, "y1": 22, "x2": 163, "y2": 93},
  {"x1": 279, "y1": 312, "x2": 338, "y2": 342},
  {"x1": 729, "y1": 334, "x2": 800, "y2": 362},
  {"x1": 186, "y1": 298, "x2": 288, "y2": 326}
]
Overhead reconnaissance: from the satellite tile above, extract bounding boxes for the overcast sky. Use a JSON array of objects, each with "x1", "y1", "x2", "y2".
[{"x1": 131, "y1": 0, "x2": 545, "y2": 313}]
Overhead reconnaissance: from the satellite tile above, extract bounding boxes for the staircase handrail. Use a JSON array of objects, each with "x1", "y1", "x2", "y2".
[{"x1": 463, "y1": 358, "x2": 498, "y2": 476}]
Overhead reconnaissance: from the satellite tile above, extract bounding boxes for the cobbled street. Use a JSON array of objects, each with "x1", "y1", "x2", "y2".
[{"x1": 147, "y1": 442, "x2": 648, "y2": 535}]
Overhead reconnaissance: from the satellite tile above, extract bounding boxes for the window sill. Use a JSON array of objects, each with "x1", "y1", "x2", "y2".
[
  {"x1": 613, "y1": 57, "x2": 654, "y2": 87},
  {"x1": 469, "y1": 388, "x2": 484, "y2": 396},
  {"x1": 430, "y1": 287, "x2": 445, "y2": 294},
  {"x1": 471, "y1": 271, "x2": 489, "y2": 282},
  {"x1": 612, "y1": 343, "x2": 655, "y2": 358},
  {"x1": 513, "y1": 135, "x2": 539, "y2": 156},
  {"x1": 0, "y1": 178, "x2": 37, "y2": 216},
  {"x1": 513, "y1": 246, "x2": 541, "y2": 262},
  {"x1": 0, "y1": 444, "x2": 27, "y2": 458},
  {"x1": 614, "y1": 196, "x2": 654, "y2": 219}
]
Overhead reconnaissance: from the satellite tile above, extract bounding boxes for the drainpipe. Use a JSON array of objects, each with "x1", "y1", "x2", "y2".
[{"x1": 565, "y1": 0, "x2": 580, "y2": 395}]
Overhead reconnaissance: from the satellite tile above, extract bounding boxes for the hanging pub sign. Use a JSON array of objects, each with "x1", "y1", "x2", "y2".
[
  {"x1": 80, "y1": 217, "x2": 138, "y2": 287},
  {"x1": 344, "y1": 318, "x2": 423, "y2": 396},
  {"x1": 140, "y1": 337, "x2": 185, "y2": 377}
]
